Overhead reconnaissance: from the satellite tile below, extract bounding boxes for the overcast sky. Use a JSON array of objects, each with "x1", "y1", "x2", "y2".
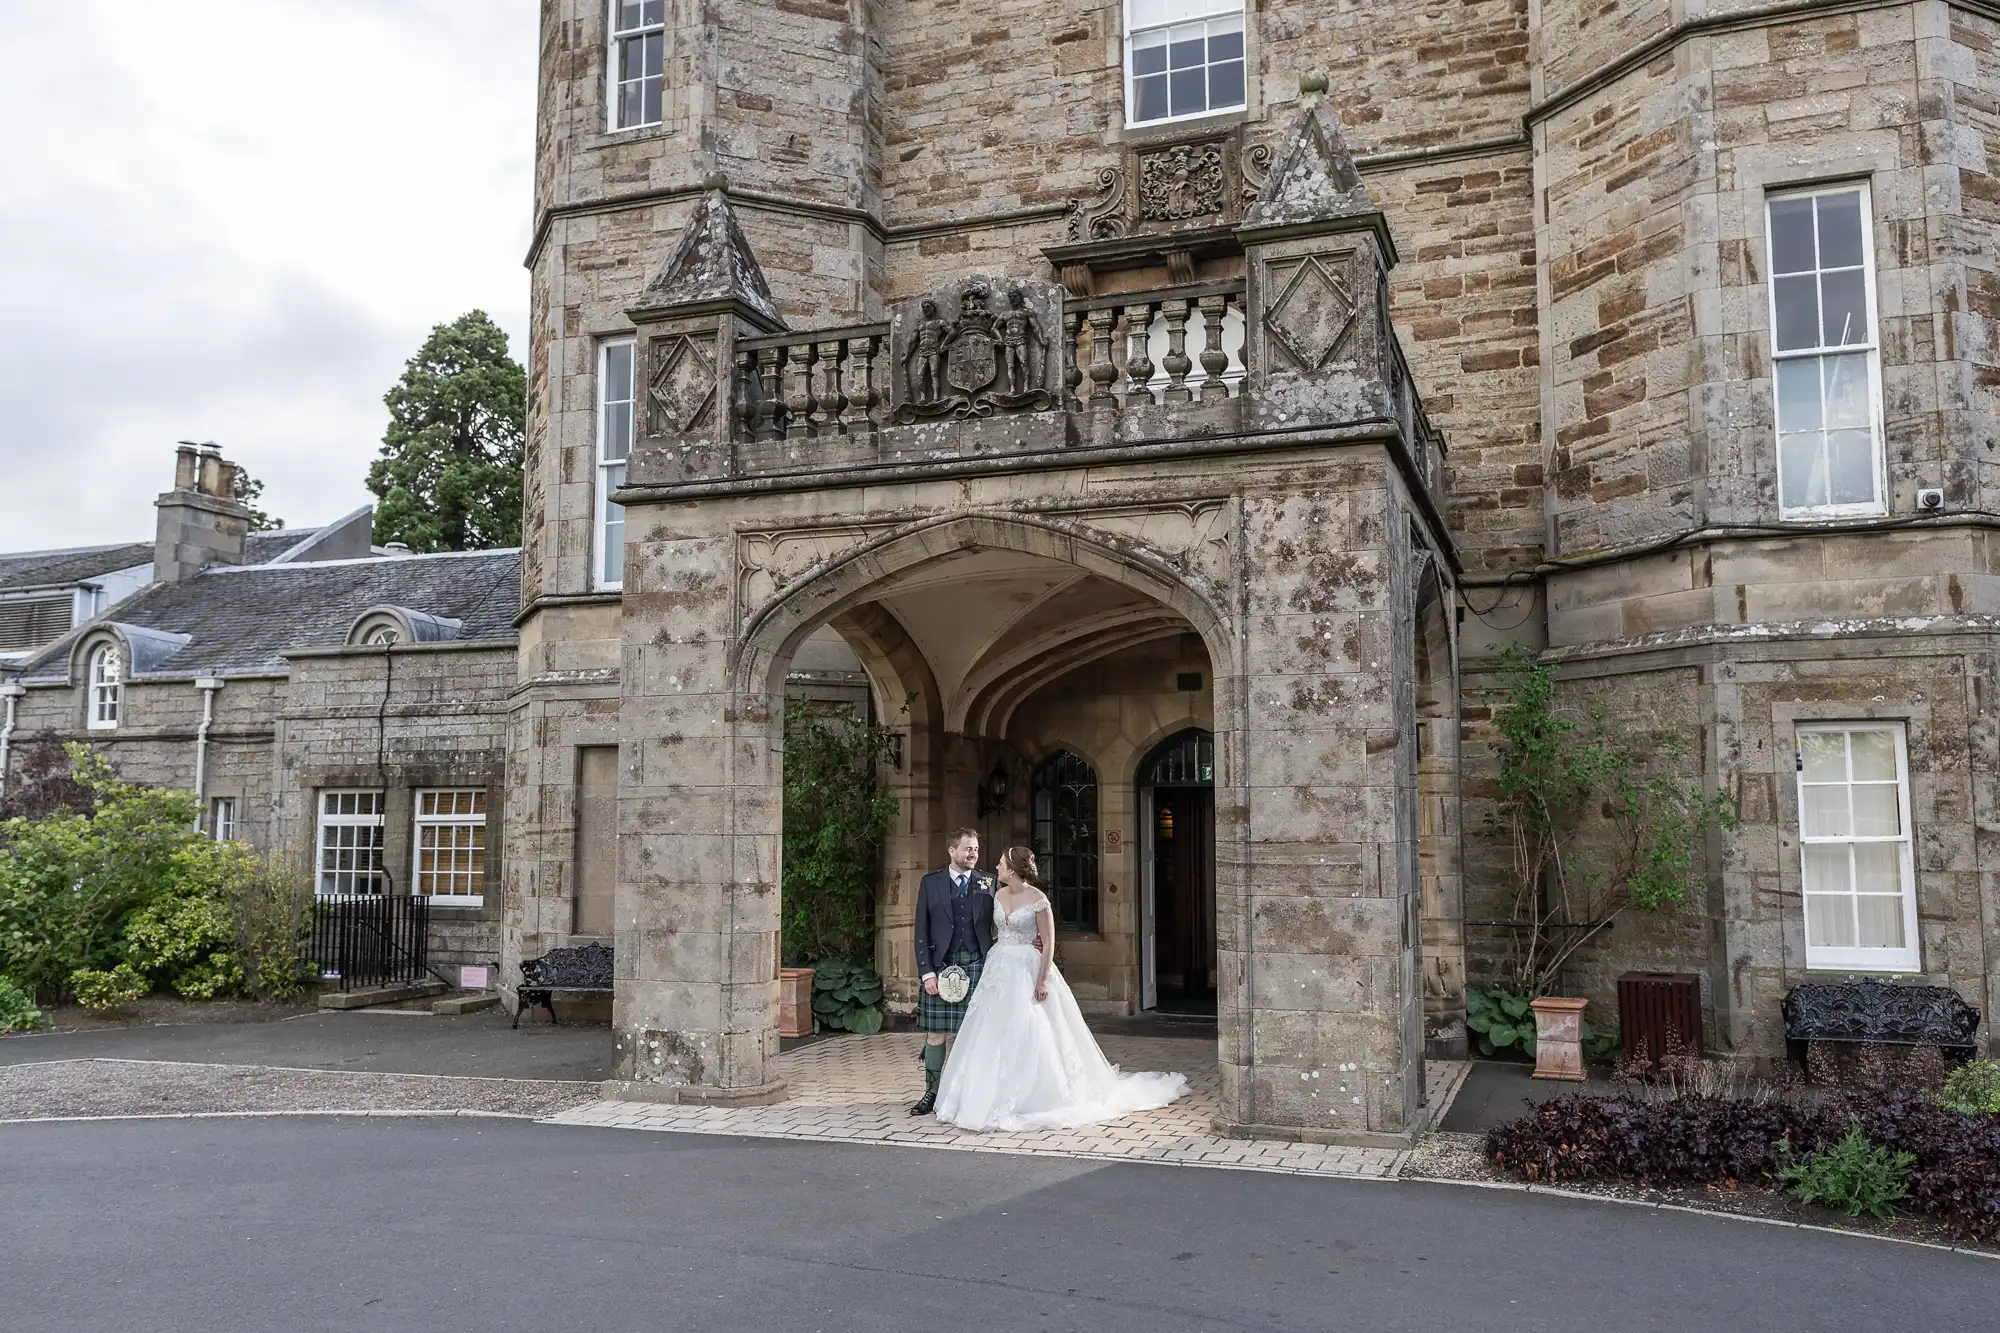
[{"x1": 0, "y1": 1, "x2": 537, "y2": 552}]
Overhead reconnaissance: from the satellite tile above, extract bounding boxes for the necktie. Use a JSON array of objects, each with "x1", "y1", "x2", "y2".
[{"x1": 954, "y1": 873, "x2": 966, "y2": 892}]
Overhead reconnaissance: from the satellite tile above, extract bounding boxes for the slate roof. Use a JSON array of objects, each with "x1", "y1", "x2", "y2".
[
  {"x1": 243, "y1": 527, "x2": 325, "y2": 564},
  {"x1": 14, "y1": 548, "x2": 521, "y2": 681},
  {"x1": 0, "y1": 543, "x2": 154, "y2": 593}
]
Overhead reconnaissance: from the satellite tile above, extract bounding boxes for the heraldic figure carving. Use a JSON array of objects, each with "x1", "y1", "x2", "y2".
[{"x1": 894, "y1": 277, "x2": 1058, "y2": 423}]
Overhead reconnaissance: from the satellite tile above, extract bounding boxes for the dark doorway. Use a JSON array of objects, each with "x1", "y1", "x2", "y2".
[{"x1": 1140, "y1": 729, "x2": 1215, "y2": 1014}]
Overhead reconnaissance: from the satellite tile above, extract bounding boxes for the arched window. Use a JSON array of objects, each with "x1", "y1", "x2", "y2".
[
  {"x1": 87, "y1": 643, "x2": 121, "y2": 730},
  {"x1": 1031, "y1": 750, "x2": 1099, "y2": 932}
]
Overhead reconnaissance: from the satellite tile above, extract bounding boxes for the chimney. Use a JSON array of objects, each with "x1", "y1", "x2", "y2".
[{"x1": 154, "y1": 441, "x2": 251, "y2": 582}]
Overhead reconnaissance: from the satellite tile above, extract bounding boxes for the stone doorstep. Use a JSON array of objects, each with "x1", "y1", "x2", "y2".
[
  {"x1": 432, "y1": 990, "x2": 502, "y2": 1016},
  {"x1": 317, "y1": 980, "x2": 450, "y2": 1011}
]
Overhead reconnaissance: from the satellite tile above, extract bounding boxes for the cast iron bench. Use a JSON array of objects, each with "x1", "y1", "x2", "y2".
[
  {"x1": 1781, "y1": 979, "x2": 1981, "y2": 1066},
  {"x1": 513, "y1": 942, "x2": 614, "y2": 1028}
]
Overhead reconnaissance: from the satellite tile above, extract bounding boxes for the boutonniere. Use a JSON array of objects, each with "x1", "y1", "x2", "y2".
[{"x1": 974, "y1": 872, "x2": 996, "y2": 890}]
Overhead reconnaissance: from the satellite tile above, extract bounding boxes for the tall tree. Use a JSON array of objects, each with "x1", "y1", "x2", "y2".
[
  {"x1": 366, "y1": 311, "x2": 526, "y2": 552},
  {"x1": 231, "y1": 466, "x2": 283, "y2": 532}
]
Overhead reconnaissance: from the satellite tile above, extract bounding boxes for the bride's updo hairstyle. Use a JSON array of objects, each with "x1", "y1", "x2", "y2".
[{"x1": 999, "y1": 846, "x2": 1041, "y2": 886}]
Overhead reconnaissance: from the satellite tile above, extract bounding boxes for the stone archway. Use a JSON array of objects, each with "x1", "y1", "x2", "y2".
[{"x1": 609, "y1": 479, "x2": 1433, "y2": 1148}]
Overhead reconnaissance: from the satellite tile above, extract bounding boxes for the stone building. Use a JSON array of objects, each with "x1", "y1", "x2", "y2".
[
  {"x1": 506, "y1": 0, "x2": 1999, "y2": 1145},
  {"x1": 0, "y1": 445, "x2": 519, "y2": 973},
  {"x1": 8, "y1": 0, "x2": 1997, "y2": 1149}
]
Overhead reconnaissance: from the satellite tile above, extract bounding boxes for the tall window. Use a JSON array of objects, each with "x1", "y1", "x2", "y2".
[
  {"x1": 597, "y1": 341, "x2": 635, "y2": 589},
  {"x1": 1031, "y1": 750, "x2": 1100, "y2": 932},
  {"x1": 1126, "y1": 0, "x2": 1246, "y2": 127},
  {"x1": 316, "y1": 790, "x2": 386, "y2": 896},
  {"x1": 608, "y1": 0, "x2": 665, "y2": 131},
  {"x1": 86, "y1": 643, "x2": 121, "y2": 730},
  {"x1": 208, "y1": 797, "x2": 236, "y2": 843},
  {"x1": 415, "y1": 789, "x2": 487, "y2": 906},
  {"x1": 1767, "y1": 184, "x2": 1883, "y2": 517},
  {"x1": 1797, "y1": 723, "x2": 1918, "y2": 972}
]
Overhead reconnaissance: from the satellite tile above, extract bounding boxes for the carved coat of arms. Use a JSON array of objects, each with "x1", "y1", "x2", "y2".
[{"x1": 895, "y1": 279, "x2": 1055, "y2": 422}]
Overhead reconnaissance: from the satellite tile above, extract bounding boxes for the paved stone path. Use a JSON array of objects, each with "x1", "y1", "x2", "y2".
[{"x1": 551, "y1": 1032, "x2": 1470, "y2": 1179}]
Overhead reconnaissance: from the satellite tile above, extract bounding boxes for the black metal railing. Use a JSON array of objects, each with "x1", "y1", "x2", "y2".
[{"x1": 310, "y1": 894, "x2": 431, "y2": 989}]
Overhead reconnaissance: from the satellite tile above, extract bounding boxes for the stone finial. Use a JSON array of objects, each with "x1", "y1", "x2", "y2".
[
  {"x1": 702, "y1": 170, "x2": 730, "y2": 193},
  {"x1": 627, "y1": 184, "x2": 786, "y2": 331},
  {"x1": 1239, "y1": 94, "x2": 1375, "y2": 233}
]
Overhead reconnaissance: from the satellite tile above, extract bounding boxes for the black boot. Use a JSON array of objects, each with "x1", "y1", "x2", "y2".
[{"x1": 909, "y1": 1041, "x2": 943, "y2": 1115}]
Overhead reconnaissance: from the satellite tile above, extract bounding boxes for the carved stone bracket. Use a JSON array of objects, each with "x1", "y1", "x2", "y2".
[{"x1": 1065, "y1": 128, "x2": 1274, "y2": 243}]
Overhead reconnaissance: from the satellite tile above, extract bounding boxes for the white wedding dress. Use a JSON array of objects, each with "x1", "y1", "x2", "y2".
[{"x1": 935, "y1": 891, "x2": 1190, "y2": 1131}]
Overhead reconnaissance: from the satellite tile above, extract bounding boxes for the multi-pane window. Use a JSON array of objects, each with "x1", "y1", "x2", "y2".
[
  {"x1": 209, "y1": 797, "x2": 236, "y2": 843},
  {"x1": 1796, "y1": 723, "x2": 1919, "y2": 972},
  {"x1": 608, "y1": 0, "x2": 665, "y2": 131},
  {"x1": 414, "y1": 789, "x2": 487, "y2": 905},
  {"x1": 86, "y1": 644, "x2": 121, "y2": 729},
  {"x1": 597, "y1": 341, "x2": 634, "y2": 589},
  {"x1": 316, "y1": 790, "x2": 386, "y2": 896},
  {"x1": 1031, "y1": 750, "x2": 1100, "y2": 932},
  {"x1": 1126, "y1": 0, "x2": 1246, "y2": 126},
  {"x1": 1767, "y1": 185, "x2": 1884, "y2": 517}
]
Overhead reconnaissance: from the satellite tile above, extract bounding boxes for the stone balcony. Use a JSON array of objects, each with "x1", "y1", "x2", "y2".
[{"x1": 617, "y1": 94, "x2": 1451, "y2": 548}]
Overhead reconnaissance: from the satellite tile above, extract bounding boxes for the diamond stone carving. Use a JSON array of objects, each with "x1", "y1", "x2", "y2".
[
  {"x1": 646, "y1": 334, "x2": 718, "y2": 436},
  {"x1": 1262, "y1": 253, "x2": 1357, "y2": 373}
]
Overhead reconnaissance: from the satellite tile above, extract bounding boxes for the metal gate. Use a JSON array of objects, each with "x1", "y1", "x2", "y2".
[{"x1": 310, "y1": 894, "x2": 431, "y2": 989}]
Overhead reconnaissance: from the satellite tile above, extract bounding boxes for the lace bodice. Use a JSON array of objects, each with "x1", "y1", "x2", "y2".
[{"x1": 992, "y1": 893, "x2": 1046, "y2": 947}]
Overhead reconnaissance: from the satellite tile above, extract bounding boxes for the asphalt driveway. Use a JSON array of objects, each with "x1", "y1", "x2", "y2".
[{"x1": 1, "y1": 1116, "x2": 1990, "y2": 1333}]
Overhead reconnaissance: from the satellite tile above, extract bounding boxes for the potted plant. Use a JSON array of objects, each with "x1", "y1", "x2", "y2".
[{"x1": 1479, "y1": 645, "x2": 1738, "y2": 1074}]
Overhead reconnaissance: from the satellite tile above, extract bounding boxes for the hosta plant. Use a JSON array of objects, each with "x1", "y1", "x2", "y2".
[
  {"x1": 1466, "y1": 985, "x2": 1538, "y2": 1058},
  {"x1": 810, "y1": 956, "x2": 885, "y2": 1035}
]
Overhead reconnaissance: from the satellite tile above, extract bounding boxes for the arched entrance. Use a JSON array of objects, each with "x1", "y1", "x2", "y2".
[{"x1": 1138, "y1": 729, "x2": 1215, "y2": 1013}]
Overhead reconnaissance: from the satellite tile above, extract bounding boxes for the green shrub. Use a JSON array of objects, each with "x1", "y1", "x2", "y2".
[
  {"x1": 1776, "y1": 1127, "x2": 1913, "y2": 1220},
  {"x1": 1466, "y1": 985, "x2": 1538, "y2": 1058},
  {"x1": 781, "y1": 697, "x2": 899, "y2": 967},
  {"x1": 810, "y1": 957, "x2": 885, "y2": 1035},
  {"x1": 1939, "y1": 1059, "x2": 2000, "y2": 1115},
  {"x1": 0, "y1": 746, "x2": 202, "y2": 994},
  {"x1": 0, "y1": 976, "x2": 47, "y2": 1032},
  {"x1": 124, "y1": 890, "x2": 240, "y2": 996},
  {"x1": 70, "y1": 963, "x2": 149, "y2": 1010}
]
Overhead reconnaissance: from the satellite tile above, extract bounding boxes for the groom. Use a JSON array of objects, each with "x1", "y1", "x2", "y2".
[{"x1": 909, "y1": 828, "x2": 995, "y2": 1116}]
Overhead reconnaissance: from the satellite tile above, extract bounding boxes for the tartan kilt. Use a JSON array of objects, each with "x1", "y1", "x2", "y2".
[{"x1": 917, "y1": 950, "x2": 983, "y2": 1032}]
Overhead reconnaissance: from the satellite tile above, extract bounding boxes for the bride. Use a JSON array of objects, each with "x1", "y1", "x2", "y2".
[{"x1": 935, "y1": 846, "x2": 1190, "y2": 1131}]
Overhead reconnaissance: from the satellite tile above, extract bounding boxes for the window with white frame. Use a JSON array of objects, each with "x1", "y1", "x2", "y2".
[
  {"x1": 596, "y1": 341, "x2": 634, "y2": 589},
  {"x1": 209, "y1": 797, "x2": 236, "y2": 843},
  {"x1": 1126, "y1": 0, "x2": 1246, "y2": 127},
  {"x1": 1767, "y1": 184, "x2": 1884, "y2": 517},
  {"x1": 316, "y1": 790, "x2": 386, "y2": 896},
  {"x1": 414, "y1": 789, "x2": 487, "y2": 905},
  {"x1": 86, "y1": 643, "x2": 121, "y2": 730},
  {"x1": 608, "y1": 0, "x2": 665, "y2": 131},
  {"x1": 1796, "y1": 722, "x2": 1919, "y2": 972}
]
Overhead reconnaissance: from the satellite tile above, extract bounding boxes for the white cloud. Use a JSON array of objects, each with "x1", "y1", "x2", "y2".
[{"x1": 0, "y1": 0, "x2": 537, "y2": 549}]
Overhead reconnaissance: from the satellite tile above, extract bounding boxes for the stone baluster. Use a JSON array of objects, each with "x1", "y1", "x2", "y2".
[
  {"x1": 813, "y1": 338, "x2": 846, "y2": 435},
  {"x1": 1062, "y1": 311, "x2": 1084, "y2": 413},
  {"x1": 755, "y1": 348, "x2": 784, "y2": 438},
  {"x1": 1160, "y1": 298, "x2": 1193, "y2": 404},
  {"x1": 734, "y1": 350, "x2": 759, "y2": 438},
  {"x1": 1196, "y1": 295, "x2": 1230, "y2": 403},
  {"x1": 842, "y1": 334, "x2": 878, "y2": 432},
  {"x1": 783, "y1": 341, "x2": 815, "y2": 439},
  {"x1": 1084, "y1": 307, "x2": 1120, "y2": 411},
  {"x1": 1121, "y1": 302, "x2": 1156, "y2": 408}
]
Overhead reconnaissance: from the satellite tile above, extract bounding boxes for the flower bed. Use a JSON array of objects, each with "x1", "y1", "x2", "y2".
[{"x1": 1486, "y1": 1075, "x2": 2000, "y2": 1243}]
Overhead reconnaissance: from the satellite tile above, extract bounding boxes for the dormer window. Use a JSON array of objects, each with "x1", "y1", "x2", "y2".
[
  {"x1": 87, "y1": 643, "x2": 121, "y2": 729},
  {"x1": 1125, "y1": 0, "x2": 1247, "y2": 127},
  {"x1": 608, "y1": 0, "x2": 665, "y2": 131}
]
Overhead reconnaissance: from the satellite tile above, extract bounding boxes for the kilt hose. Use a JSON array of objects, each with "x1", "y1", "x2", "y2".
[{"x1": 917, "y1": 949, "x2": 984, "y2": 1033}]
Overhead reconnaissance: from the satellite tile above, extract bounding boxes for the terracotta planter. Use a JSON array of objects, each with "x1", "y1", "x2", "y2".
[
  {"x1": 778, "y1": 967, "x2": 815, "y2": 1039},
  {"x1": 1529, "y1": 996, "x2": 1589, "y2": 1081}
]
